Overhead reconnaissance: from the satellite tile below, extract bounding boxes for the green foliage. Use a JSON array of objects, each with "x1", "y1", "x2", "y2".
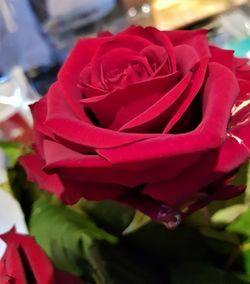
[
  {"x1": 0, "y1": 141, "x2": 22, "y2": 167},
  {"x1": 29, "y1": 198, "x2": 117, "y2": 282},
  {"x1": 209, "y1": 162, "x2": 250, "y2": 226},
  {"x1": 227, "y1": 210, "x2": 250, "y2": 237},
  {"x1": 2, "y1": 141, "x2": 250, "y2": 284},
  {"x1": 83, "y1": 200, "x2": 135, "y2": 235},
  {"x1": 169, "y1": 262, "x2": 249, "y2": 284},
  {"x1": 7, "y1": 164, "x2": 42, "y2": 223}
]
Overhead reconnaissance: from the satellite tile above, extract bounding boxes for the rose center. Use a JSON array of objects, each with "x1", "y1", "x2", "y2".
[{"x1": 103, "y1": 61, "x2": 152, "y2": 90}]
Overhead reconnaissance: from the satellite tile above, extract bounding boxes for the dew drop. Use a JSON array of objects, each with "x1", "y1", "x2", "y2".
[{"x1": 156, "y1": 204, "x2": 182, "y2": 230}]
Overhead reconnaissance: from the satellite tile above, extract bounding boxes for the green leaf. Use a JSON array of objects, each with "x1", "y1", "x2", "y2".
[
  {"x1": 207, "y1": 162, "x2": 249, "y2": 220},
  {"x1": 123, "y1": 210, "x2": 150, "y2": 234},
  {"x1": 29, "y1": 198, "x2": 117, "y2": 281},
  {"x1": 123, "y1": 221, "x2": 207, "y2": 261},
  {"x1": 89, "y1": 241, "x2": 169, "y2": 284},
  {"x1": 169, "y1": 262, "x2": 250, "y2": 284},
  {"x1": 243, "y1": 162, "x2": 250, "y2": 203},
  {"x1": 0, "y1": 141, "x2": 22, "y2": 167},
  {"x1": 200, "y1": 227, "x2": 239, "y2": 250},
  {"x1": 7, "y1": 164, "x2": 41, "y2": 223},
  {"x1": 211, "y1": 205, "x2": 249, "y2": 226},
  {"x1": 233, "y1": 162, "x2": 249, "y2": 188},
  {"x1": 83, "y1": 200, "x2": 135, "y2": 235},
  {"x1": 227, "y1": 209, "x2": 250, "y2": 237},
  {"x1": 240, "y1": 239, "x2": 250, "y2": 276}
]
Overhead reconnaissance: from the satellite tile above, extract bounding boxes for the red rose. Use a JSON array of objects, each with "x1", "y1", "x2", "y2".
[
  {"x1": 20, "y1": 26, "x2": 250, "y2": 228},
  {"x1": 0, "y1": 228, "x2": 84, "y2": 284}
]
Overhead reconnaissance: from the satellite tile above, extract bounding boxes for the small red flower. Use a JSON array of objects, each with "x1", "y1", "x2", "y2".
[{"x1": 0, "y1": 228, "x2": 84, "y2": 284}]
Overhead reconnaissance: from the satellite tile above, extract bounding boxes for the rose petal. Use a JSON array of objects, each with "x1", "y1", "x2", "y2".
[
  {"x1": 42, "y1": 139, "x2": 142, "y2": 187},
  {"x1": 174, "y1": 44, "x2": 200, "y2": 74},
  {"x1": 1, "y1": 243, "x2": 26, "y2": 283},
  {"x1": 118, "y1": 191, "x2": 183, "y2": 223},
  {"x1": 46, "y1": 117, "x2": 157, "y2": 149},
  {"x1": 235, "y1": 57, "x2": 250, "y2": 80},
  {"x1": 140, "y1": 45, "x2": 168, "y2": 75},
  {"x1": 234, "y1": 57, "x2": 249, "y2": 68},
  {"x1": 214, "y1": 133, "x2": 250, "y2": 172},
  {"x1": 230, "y1": 79, "x2": 250, "y2": 129},
  {"x1": 163, "y1": 56, "x2": 209, "y2": 133},
  {"x1": 1, "y1": 230, "x2": 54, "y2": 284},
  {"x1": 90, "y1": 47, "x2": 152, "y2": 89},
  {"x1": 54, "y1": 269, "x2": 85, "y2": 284},
  {"x1": 201, "y1": 62, "x2": 239, "y2": 136},
  {"x1": 97, "y1": 62, "x2": 239, "y2": 166},
  {"x1": 59, "y1": 177, "x2": 127, "y2": 202},
  {"x1": 184, "y1": 181, "x2": 245, "y2": 214},
  {"x1": 144, "y1": 131, "x2": 249, "y2": 206},
  {"x1": 42, "y1": 139, "x2": 202, "y2": 186},
  {"x1": 209, "y1": 45, "x2": 234, "y2": 70},
  {"x1": 29, "y1": 97, "x2": 52, "y2": 158},
  {"x1": 81, "y1": 72, "x2": 179, "y2": 130},
  {"x1": 98, "y1": 31, "x2": 113, "y2": 37},
  {"x1": 165, "y1": 29, "x2": 210, "y2": 58},
  {"x1": 122, "y1": 26, "x2": 176, "y2": 72},
  {"x1": 58, "y1": 37, "x2": 108, "y2": 119},
  {"x1": 46, "y1": 82, "x2": 91, "y2": 123},
  {"x1": 19, "y1": 154, "x2": 65, "y2": 198},
  {"x1": 19, "y1": 153, "x2": 126, "y2": 203},
  {"x1": 45, "y1": 82, "x2": 159, "y2": 149},
  {"x1": 119, "y1": 72, "x2": 192, "y2": 133}
]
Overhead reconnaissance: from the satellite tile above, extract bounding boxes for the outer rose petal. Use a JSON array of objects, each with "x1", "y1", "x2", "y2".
[
  {"x1": 165, "y1": 29, "x2": 210, "y2": 58},
  {"x1": 46, "y1": 117, "x2": 157, "y2": 150},
  {"x1": 209, "y1": 45, "x2": 234, "y2": 70},
  {"x1": 235, "y1": 57, "x2": 250, "y2": 80},
  {"x1": 20, "y1": 153, "x2": 127, "y2": 204},
  {"x1": 42, "y1": 139, "x2": 203, "y2": 186},
  {"x1": 43, "y1": 81, "x2": 158, "y2": 149},
  {"x1": 144, "y1": 133, "x2": 249, "y2": 206},
  {"x1": 58, "y1": 37, "x2": 109, "y2": 120},
  {"x1": 19, "y1": 154, "x2": 65, "y2": 198}
]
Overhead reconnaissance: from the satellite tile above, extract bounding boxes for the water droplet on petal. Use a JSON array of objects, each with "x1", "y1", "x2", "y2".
[{"x1": 156, "y1": 204, "x2": 182, "y2": 230}]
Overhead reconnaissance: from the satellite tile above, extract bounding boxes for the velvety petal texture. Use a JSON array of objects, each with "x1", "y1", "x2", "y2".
[
  {"x1": 0, "y1": 229, "x2": 84, "y2": 284},
  {"x1": 20, "y1": 26, "x2": 250, "y2": 226}
]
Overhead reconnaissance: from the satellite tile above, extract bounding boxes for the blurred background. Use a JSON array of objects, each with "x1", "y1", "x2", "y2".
[{"x1": 0, "y1": 0, "x2": 249, "y2": 143}]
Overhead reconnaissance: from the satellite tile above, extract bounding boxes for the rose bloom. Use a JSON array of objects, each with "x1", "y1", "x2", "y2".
[
  {"x1": 0, "y1": 229, "x2": 84, "y2": 284},
  {"x1": 20, "y1": 26, "x2": 250, "y2": 228}
]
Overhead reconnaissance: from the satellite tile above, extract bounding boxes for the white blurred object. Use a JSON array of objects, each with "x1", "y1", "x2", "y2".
[
  {"x1": 0, "y1": 0, "x2": 52, "y2": 73},
  {"x1": 45, "y1": 0, "x2": 116, "y2": 34},
  {"x1": 0, "y1": 150, "x2": 28, "y2": 258},
  {"x1": 0, "y1": 189, "x2": 28, "y2": 258},
  {"x1": 217, "y1": 8, "x2": 250, "y2": 39},
  {"x1": 46, "y1": 0, "x2": 116, "y2": 20},
  {"x1": 0, "y1": 67, "x2": 39, "y2": 125}
]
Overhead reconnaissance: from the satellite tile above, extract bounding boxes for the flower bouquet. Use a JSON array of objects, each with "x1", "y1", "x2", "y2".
[{"x1": 1, "y1": 26, "x2": 250, "y2": 283}]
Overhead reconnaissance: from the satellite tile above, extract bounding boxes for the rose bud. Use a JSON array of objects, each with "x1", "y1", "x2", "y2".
[
  {"x1": 20, "y1": 26, "x2": 250, "y2": 229},
  {"x1": 0, "y1": 228, "x2": 84, "y2": 283}
]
